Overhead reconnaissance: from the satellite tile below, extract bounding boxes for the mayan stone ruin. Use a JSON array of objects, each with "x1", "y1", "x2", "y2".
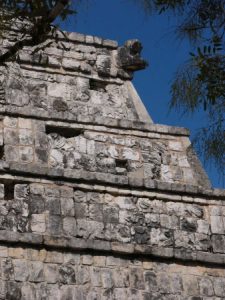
[{"x1": 0, "y1": 25, "x2": 224, "y2": 299}]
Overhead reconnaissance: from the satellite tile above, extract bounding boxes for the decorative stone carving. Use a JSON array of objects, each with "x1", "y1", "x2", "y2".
[{"x1": 117, "y1": 39, "x2": 148, "y2": 71}]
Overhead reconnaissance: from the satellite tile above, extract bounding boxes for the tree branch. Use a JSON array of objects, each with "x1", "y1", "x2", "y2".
[
  {"x1": 47, "y1": 0, "x2": 70, "y2": 23},
  {"x1": 0, "y1": 0, "x2": 70, "y2": 64}
]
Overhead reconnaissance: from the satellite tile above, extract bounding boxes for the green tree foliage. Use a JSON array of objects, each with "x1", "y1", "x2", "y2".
[
  {"x1": 135, "y1": 0, "x2": 225, "y2": 178},
  {"x1": 0, "y1": 0, "x2": 75, "y2": 62}
]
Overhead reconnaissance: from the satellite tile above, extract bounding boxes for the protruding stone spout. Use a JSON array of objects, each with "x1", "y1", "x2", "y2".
[{"x1": 117, "y1": 39, "x2": 148, "y2": 71}]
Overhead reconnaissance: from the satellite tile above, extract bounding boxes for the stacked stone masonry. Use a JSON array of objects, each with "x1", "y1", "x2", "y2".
[{"x1": 0, "y1": 28, "x2": 224, "y2": 299}]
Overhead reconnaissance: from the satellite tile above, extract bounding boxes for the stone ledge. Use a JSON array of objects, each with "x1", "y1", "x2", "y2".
[
  {"x1": 5, "y1": 163, "x2": 225, "y2": 199},
  {"x1": 1, "y1": 108, "x2": 190, "y2": 136},
  {"x1": 0, "y1": 171, "x2": 224, "y2": 204},
  {"x1": 0, "y1": 231, "x2": 224, "y2": 266},
  {"x1": 8, "y1": 27, "x2": 119, "y2": 49}
]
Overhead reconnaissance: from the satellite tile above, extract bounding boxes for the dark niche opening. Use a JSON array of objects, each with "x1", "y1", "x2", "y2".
[
  {"x1": 0, "y1": 179, "x2": 30, "y2": 200},
  {"x1": 0, "y1": 145, "x2": 4, "y2": 160},
  {"x1": 3, "y1": 181, "x2": 15, "y2": 200},
  {"x1": 115, "y1": 159, "x2": 128, "y2": 169},
  {"x1": 46, "y1": 125, "x2": 84, "y2": 138},
  {"x1": 90, "y1": 79, "x2": 108, "y2": 92}
]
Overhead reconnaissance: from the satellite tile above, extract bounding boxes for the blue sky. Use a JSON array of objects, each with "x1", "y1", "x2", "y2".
[{"x1": 61, "y1": 0, "x2": 223, "y2": 188}]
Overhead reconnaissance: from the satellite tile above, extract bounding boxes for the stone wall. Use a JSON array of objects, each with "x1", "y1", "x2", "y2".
[
  {"x1": 0, "y1": 116, "x2": 210, "y2": 188},
  {"x1": 0, "y1": 179, "x2": 224, "y2": 265},
  {"x1": 0, "y1": 245, "x2": 225, "y2": 300},
  {"x1": 0, "y1": 28, "x2": 224, "y2": 299},
  {"x1": 0, "y1": 32, "x2": 150, "y2": 124}
]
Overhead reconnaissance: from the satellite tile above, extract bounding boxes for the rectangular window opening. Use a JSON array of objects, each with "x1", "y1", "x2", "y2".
[
  {"x1": 3, "y1": 180, "x2": 15, "y2": 200},
  {"x1": 115, "y1": 159, "x2": 128, "y2": 169},
  {"x1": 46, "y1": 125, "x2": 84, "y2": 138},
  {"x1": 90, "y1": 79, "x2": 108, "y2": 92}
]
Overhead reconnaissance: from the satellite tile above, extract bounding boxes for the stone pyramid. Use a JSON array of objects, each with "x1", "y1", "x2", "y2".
[{"x1": 0, "y1": 29, "x2": 224, "y2": 299}]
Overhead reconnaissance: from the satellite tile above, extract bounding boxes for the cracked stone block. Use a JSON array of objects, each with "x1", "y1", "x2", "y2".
[
  {"x1": 29, "y1": 261, "x2": 44, "y2": 282},
  {"x1": 13, "y1": 259, "x2": 29, "y2": 281},
  {"x1": 59, "y1": 264, "x2": 76, "y2": 284},
  {"x1": 129, "y1": 268, "x2": 145, "y2": 290}
]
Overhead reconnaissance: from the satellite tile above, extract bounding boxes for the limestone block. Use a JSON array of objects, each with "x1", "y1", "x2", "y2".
[
  {"x1": 82, "y1": 255, "x2": 93, "y2": 265},
  {"x1": 59, "y1": 264, "x2": 76, "y2": 284},
  {"x1": 129, "y1": 267, "x2": 145, "y2": 290},
  {"x1": 93, "y1": 256, "x2": 106, "y2": 267},
  {"x1": 21, "y1": 283, "x2": 36, "y2": 300},
  {"x1": 13, "y1": 259, "x2": 29, "y2": 281},
  {"x1": 103, "y1": 206, "x2": 119, "y2": 224},
  {"x1": 5, "y1": 281, "x2": 22, "y2": 299},
  {"x1": 63, "y1": 217, "x2": 76, "y2": 236},
  {"x1": 4, "y1": 146, "x2": 19, "y2": 162},
  {"x1": 161, "y1": 165, "x2": 173, "y2": 181},
  {"x1": 18, "y1": 118, "x2": 32, "y2": 129},
  {"x1": 91, "y1": 267, "x2": 102, "y2": 287},
  {"x1": 29, "y1": 261, "x2": 44, "y2": 282},
  {"x1": 62, "y1": 58, "x2": 80, "y2": 71},
  {"x1": 48, "y1": 56, "x2": 61, "y2": 68},
  {"x1": 0, "y1": 184, "x2": 4, "y2": 200},
  {"x1": 4, "y1": 128, "x2": 19, "y2": 145},
  {"x1": 61, "y1": 198, "x2": 75, "y2": 216},
  {"x1": 212, "y1": 235, "x2": 225, "y2": 253},
  {"x1": 45, "y1": 197, "x2": 61, "y2": 215},
  {"x1": 14, "y1": 184, "x2": 29, "y2": 200},
  {"x1": 30, "y1": 214, "x2": 46, "y2": 233},
  {"x1": 45, "y1": 251, "x2": 63, "y2": 264},
  {"x1": 183, "y1": 275, "x2": 199, "y2": 296},
  {"x1": 160, "y1": 214, "x2": 179, "y2": 230},
  {"x1": 150, "y1": 228, "x2": 173, "y2": 247},
  {"x1": 168, "y1": 141, "x2": 183, "y2": 151},
  {"x1": 101, "y1": 268, "x2": 114, "y2": 289},
  {"x1": 3, "y1": 116, "x2": 18, "y2": 128},
  {"x1": 46, "y1": 215, "x2": 62, "y2": 235},
  {"x1": 214, "y1": 277, "x2": 225, "y2": 297},
  {"x1": 174, "y1": 231, "x2": 195, "y2": 250},
  {"x1": 76, "y1": 266, "x2": 90, "y2": 285},
  {"x1": 122, "y1": 147, "x2": 140, "y2": 161},
  {"x1": 19, "y1": 146, "x2": 34, "y2": 163},
  {"x1": 89, "y1": 204, "x2": 103, "y2": 222},
  {"x1": 0, "y1": 246, "x2": 8, "y2": 257},
  {"x1": 74, "y1": 190, "x2": 86, "y2": 202},
  {"x1": 199, "y1": 277, "x2": 214, "y2": 297},
  {"x1": 197, "y1": 220, "x2": 210, "y2": 234},
  {"x1": 63, "y1": 253, "x2": 80, "y2": 265},
  {"x1": 96, "y1": 55, "x2": 111, "y2": 76},
  {"x1": 211, "y1": 216, "x2": 224, "y2": 234},
  {"x1": 80, "y1": 63, "x2": 92, "y2": 74},
  {"x1": 180, "y1": 217, "x2": 198, "y2": 232},
  {"x1": 2, "y1": 258, "x2": 14, "y2": 280},
  {"x1": 18, "y1": 129, "x2": 33, "y2": 145}
]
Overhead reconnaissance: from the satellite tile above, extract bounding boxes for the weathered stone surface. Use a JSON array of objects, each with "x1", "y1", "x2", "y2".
[{"x1": 0, "y1": 26, "x2": 224, "y2": 300}]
